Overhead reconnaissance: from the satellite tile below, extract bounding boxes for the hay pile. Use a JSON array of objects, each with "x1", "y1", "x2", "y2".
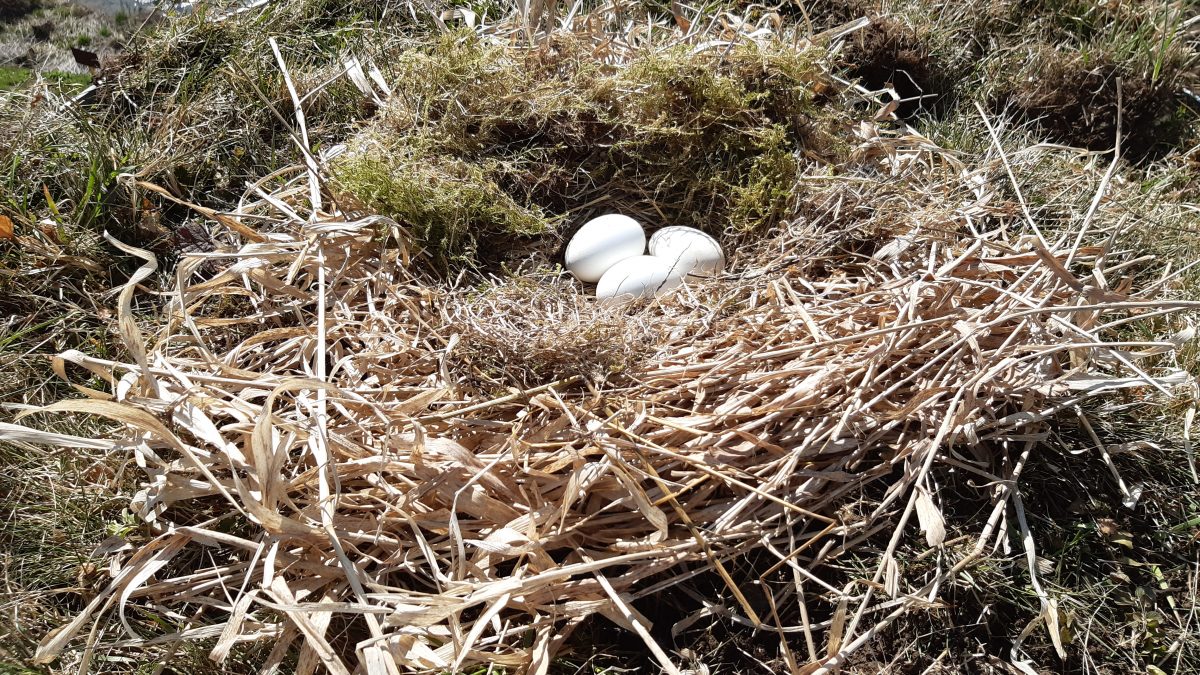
[{"x1": 3, "y1": 17, "x2": 1197, "y2": 675}]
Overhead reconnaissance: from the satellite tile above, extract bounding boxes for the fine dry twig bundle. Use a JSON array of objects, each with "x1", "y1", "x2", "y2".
[{"x1": 3, "y1": 11, "x2": 1197, "y2": 674}]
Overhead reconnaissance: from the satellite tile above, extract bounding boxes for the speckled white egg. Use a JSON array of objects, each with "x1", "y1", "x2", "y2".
[
  {"x1": 564, "y1": 214, "x2": 646, "y2": 283},
  {"x1": 595, "y1": 255, "x2": 684, "y2": 302},
  {"x1": 648, "y1": 226, "x2": 725, "y2": 278}
]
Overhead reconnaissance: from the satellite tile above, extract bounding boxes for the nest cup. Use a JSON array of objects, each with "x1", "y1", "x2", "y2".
[{"x1": 564, "y1": 215, "x2": 729, "y2": 301}]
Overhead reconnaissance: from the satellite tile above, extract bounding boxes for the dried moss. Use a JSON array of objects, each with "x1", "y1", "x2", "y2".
[
  {"x1": 0, "y1": 0, "x2": 36, "y2": 21},
  {"x1": 334, "y1": 31, "x2": 843, "y2": 266},
  {"x1": 839, "y1": 15, "x2": 966, "y2": 118}
]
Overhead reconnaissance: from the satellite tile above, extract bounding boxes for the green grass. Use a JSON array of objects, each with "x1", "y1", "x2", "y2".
[
  {"x1": 0, "y1": 419, "x2": 128, "y2": 667},
  {"x1": 0, "y1": 67, "x2": 90, "y2": 93},
  {"x1": 43, "y1": 70, "x2": 91, "y2": 93},
  {"x1": 0, "y1": 67, "x2": 31, "y2": 91}
]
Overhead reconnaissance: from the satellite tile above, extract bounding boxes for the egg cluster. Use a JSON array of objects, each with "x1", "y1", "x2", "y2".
[{"x1": 563, "y1": 214, "x2": 726, "y2": 301}]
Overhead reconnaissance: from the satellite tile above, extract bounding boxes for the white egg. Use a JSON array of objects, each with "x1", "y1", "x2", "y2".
[
  {"x1": 595, "y1": 255, "x2": 684, "y2": 302},
  {"x1": 564, "y1": 214, "x2": 647, "y2": 282},
  {"x1": 648, "y1": 226, "x2": 725, "y2": 278}
]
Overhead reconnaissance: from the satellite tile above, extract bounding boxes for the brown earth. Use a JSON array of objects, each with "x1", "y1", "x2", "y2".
[{"x1": 998, "y1": 50, "x2": 1186, "y2": 158}]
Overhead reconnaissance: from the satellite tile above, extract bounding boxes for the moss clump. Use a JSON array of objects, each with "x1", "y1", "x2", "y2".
[
  {"x1": 606, "y1": 45, "x2": 818, "y2": 233},
  {"x1": 335, "y1": 150, "x2": 551, "y2": 264},
  {"x1": 334, "y1": 31, "x2": 842, "y2": 266},
  {"x1": 839, "y1": 15, "x2": 971, "y2": 118}
]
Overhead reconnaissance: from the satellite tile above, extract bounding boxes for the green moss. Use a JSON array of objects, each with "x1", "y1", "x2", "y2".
[
  {"x1": 622, "y1": 51, "x2": 751, "y2": 125},
  {"x1": 611, "y1": 44, "x2": 819, "y2": 232},
  {"x1": 728, "y1": 126, "x2": 801, "y2": 230},
  {"x1": 335, "y1": 150, "x2": 551, "y2": 264},
  {"x1": 379, "y1": 33, "x2": 537, "y2": 150}
]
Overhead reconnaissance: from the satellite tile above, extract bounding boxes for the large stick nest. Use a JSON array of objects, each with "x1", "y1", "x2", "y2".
[{"x1": 5, "y1": 11, "x2": 1197, "y2": 675}]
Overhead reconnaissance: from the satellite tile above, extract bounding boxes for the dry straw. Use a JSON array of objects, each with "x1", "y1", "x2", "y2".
[{"x1": 4, "y1": 8, "x2": 1197, "y2": 675}]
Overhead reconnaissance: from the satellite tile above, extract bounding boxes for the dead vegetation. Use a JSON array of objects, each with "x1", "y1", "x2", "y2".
[
  {"x1": 0, "y1": 0, "x2": 132, "y2": 77},
  {"x1": 1, "y1": 0, "x2": 1199, "y2": 673},
  {"x1": 0, "y1": 0, "x2": 35, "y2": 21},
  {"x1": 839, "y1": 15, "x2": 963, "y2": 118},
  {"x1": 442, "y1": 274, "x2": 662, "y2": 391},
  {"x1": 10, "y1": 115, "x2": 1200, "y2": 672},
  {"x1": 793, "y1": 0, "x2": 1200, "y2": 159},
  {"x1": 334, "y1": 31, "x2": 845, "y2": 266}
]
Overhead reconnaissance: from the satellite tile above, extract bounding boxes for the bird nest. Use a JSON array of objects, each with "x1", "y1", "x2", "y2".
[{"x1": 4, "y1": 17, "x2": 1196, "y2": 675}]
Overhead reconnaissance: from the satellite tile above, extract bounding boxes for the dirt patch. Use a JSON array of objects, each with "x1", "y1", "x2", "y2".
[
  {"x1": 0, "y1": 0, "x2": 37, "y2": 20},
  {"x1": 998, "y1": 50, "x2": 1185, "y2": 159},
  {"x1": 841, "y1": 16, "x2": 958, "y2": 118},
  {"x1": 743, "y1": 0, "x2": 948, "y2": 109}
]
